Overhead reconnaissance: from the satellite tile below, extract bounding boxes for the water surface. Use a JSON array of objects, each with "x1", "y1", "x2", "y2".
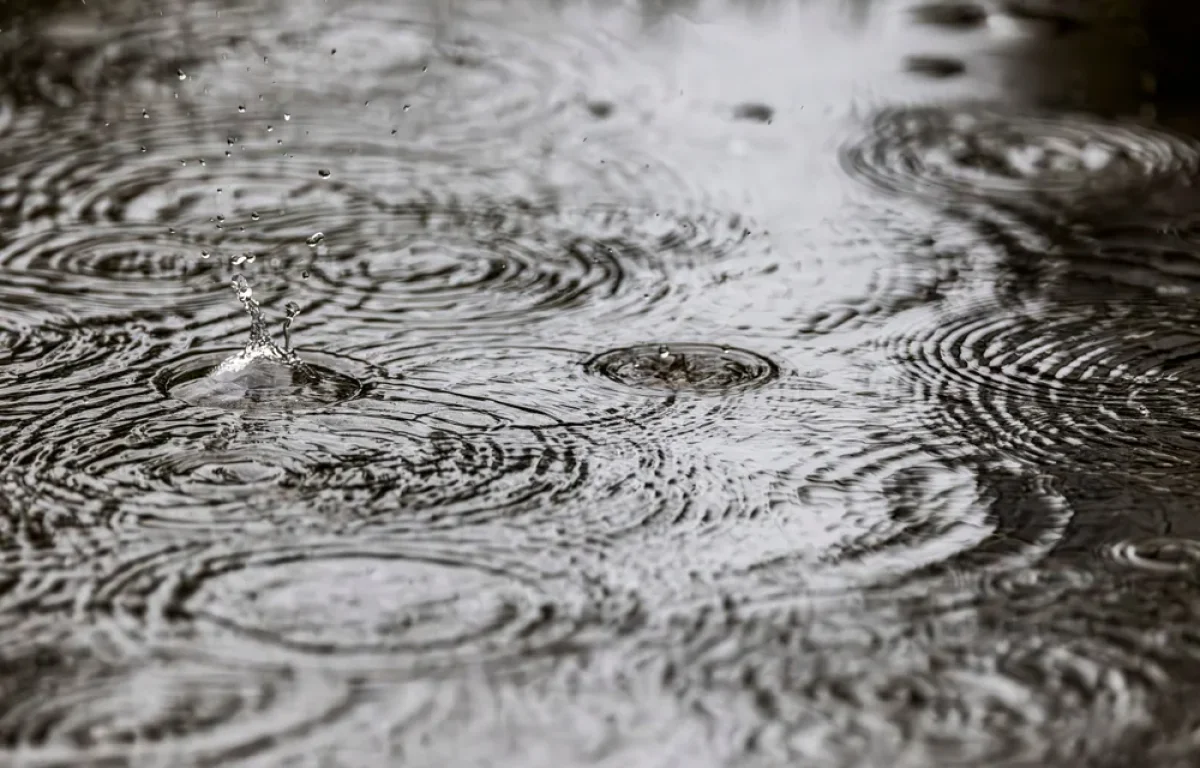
[{"x1": 2, "y1": 0, "x2": 1200, "y2": 766}]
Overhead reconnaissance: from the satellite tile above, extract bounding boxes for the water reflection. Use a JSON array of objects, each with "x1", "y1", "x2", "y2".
[{"x1": 1, "y1": 0, "x2": 1200, "y2": 765}]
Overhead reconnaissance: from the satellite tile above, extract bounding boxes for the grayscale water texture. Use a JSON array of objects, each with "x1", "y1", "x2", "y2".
[{"x1": 1, "y1": 0, "x2": 1199, "y2": 765}]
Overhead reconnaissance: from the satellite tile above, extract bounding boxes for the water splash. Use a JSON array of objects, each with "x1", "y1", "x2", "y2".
[{"x1": 190, "y1": 273, "x2": 322, "y2": 406}]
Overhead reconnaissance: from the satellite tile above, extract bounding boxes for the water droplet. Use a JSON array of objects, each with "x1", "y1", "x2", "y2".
[
  {"x1": 317, "y1": 169, "x2": 331, "y2": 179},
  {"x1": 302, "y1": 270, "x2": 310, "y2": 279},
  {"x1": 306, "y1": 232, "x2": 325, "y2": 247},
  {"x1": 284, "y1": 113, "x2": 291, "y2": 121},
  {"x1": 142, "y1": 109, "x2": 149, "y2": 119},
  {"x1": 139, "y1": 146, "x2": 147, "y2": 153},
  {"x1": 231, "y1": 274, "x2": 253, "y2": 302},
  {"x1": 237, "y1": 105, "x2": 246, "y2": 113},
  {"x1": 230, "y1": 253, "x2": 256, "y2": 267},
  {"x1": 200, "y1": 250, "x2": 211, "y2": 259},
  {"x1": 403, "y1": 105, "x2": 410, "y2": 112},
  {"x1": 281, "y1": 302, "x2": 302, "y2": 352},
  {"x1": 250, "y1": 212, "x2": 260, "y2": 221},
  {"x1": 331, "y1": 48, "x2": 337, "y2": 55},
  {"x1": 176, "y1": 69, "x2": 187, "y2": 80},
  {"x1": 266, "y1": 125, "x2": 273, "y2": 132}
]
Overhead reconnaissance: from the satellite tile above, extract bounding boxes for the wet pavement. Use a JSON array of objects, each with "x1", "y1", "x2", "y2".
[{"x1": 2, "y1": 0, "x2": 1200, "y2": 765}]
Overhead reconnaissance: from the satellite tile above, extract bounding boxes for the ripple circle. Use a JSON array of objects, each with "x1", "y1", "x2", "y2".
[
  {"x1": 85, "y1": 538, "x2": 602, "y2": 676},
  {"x1": 883, "y1": 298, "x2": 1200, "y2": 473},
  {"x1": 0, "y1": 654, "x2": 355, "y2": 766},
  {"x1": 585, "y1": 343, "x2": 779, "y2": 396},
  {"x1": 840, "y1": 104, "x2": 1200, "y2": 212},
  {"x1": 1105, "y1": 538, "x2": 1200, "y2": 574},
  {"x1": 298, "y1": 198, "x2": 768, "y2": 335},
  {"x1": 0, "y1": 225, "x2": 304, "y2": 316},
  {"x1": 154, "y1": 348, "x2": 368, "y2": 412}
]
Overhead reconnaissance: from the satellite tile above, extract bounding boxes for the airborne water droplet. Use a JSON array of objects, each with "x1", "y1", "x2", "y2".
[
  {"x1": 238, "y1": 105, "x2": 246, "y2": 113},
  {"x1": 282, "y1": 302, "x2": 301, "y2": 352},
  {"x1": 251, "y1": 212, "x2": 260, "y2": 221},
  {"x1": 177, "y1": 69, "x2": 187, "y2": 80},
  {"x1": 284, "y1": 113, "x2": 291, "y2": 121},
  {"x1": 306, "y1": 232, "x2": 325, "y2": 247},
  {"x1": 317, "y1": 169, "x2": 331, "y2": 179},
  {"x1": 232, "y1": 274, "x2": 253, "y2": 302}
]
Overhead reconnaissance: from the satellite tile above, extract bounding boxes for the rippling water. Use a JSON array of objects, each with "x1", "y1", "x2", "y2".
[{"x1": 3, "y1": 0, "x2": 1200, "y2": 765}]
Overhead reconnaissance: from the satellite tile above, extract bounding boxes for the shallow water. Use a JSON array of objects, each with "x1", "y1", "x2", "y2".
[{"x1": 2, "y1": 0, "x2": 1200, "y2": 765}]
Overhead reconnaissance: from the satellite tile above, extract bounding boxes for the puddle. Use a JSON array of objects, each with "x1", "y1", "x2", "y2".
[{"x1": 1, "y1": 0, "x2": 1200, "y2": 765}]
